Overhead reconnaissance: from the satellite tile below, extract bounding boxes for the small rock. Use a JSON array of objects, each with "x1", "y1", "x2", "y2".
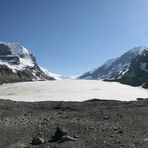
[
  {"x1": 52, "y1": 127, "x2": 68, "y2": 141},
  {"x1": 58, "y1": 135, "x2": 78, "y2": 143},
  {"x1": 130, "y1": 144, "x2": 135, "y2": 147},
  {"x1": 113, "y1": 126, "x2": 118, "y2": 130},
  {"x1": 144, "y1": 138, "x2": 148, "y2": 142},
  {"x1": 23, "y1": 113, "x2": 27, "y2": 116},
  {"x1": 104, "y1": 116, "x2": 109, "y2": 120},
  {"x1": 74, "y1": 135, "x2": 79, "y2": 139},
  {"x1": 51, "y1": 127, "x2": 78, "y2": 143},
  {"x1": 31, "y1": 137, "x2": 45, "y2": 145},
  {"x1": 117, "y1": 130, "x2": 124, "y2": 134},
  {"x1": 113, "y1": 139, "x2": 121, "y2": 144},
  {"x1": 103, "y1": 140, "x2": 106, "y2": 144},
  {"x1": 119, "y1": 115, "x2": 122, "y2": 118},
  {"x1": 110, "y1": 134, "x2": 115, "y2": 137}
]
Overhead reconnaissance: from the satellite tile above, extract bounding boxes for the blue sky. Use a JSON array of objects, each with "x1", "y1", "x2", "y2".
[{"x1": 0, "y1": 0, "x2": 148, "y2": 76}]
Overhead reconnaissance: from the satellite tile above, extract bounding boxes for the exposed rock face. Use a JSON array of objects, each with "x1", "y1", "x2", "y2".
[
  {"x1": 0, "y1": 43, "x2": 12, "y2": 55},
  {"x1": 119, "y1": 50, "x2": 148, "y2": 88},
  {"x1": 0, "y1": 42, "x2": 56, "y2": 84}
]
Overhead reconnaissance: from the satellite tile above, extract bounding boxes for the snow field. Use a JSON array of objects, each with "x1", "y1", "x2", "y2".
[{"x1": 0, "y1": 80, "x2": 147, "y2": 102}]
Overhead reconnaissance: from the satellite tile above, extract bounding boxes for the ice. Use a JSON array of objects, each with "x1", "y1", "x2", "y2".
[{"x1": 0, "y1": 80, "x2": 147, "y2": 102}]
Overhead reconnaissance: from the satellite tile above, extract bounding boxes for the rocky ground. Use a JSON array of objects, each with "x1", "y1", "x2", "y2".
[{"x1": 0, "y1": 98, "x2": 148, "y2": 148}]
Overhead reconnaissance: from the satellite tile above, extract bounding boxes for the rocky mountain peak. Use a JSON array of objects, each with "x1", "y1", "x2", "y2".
[
  {"x1": 79, "y1": 46, "x2": 148, "y2": 88},
  {"x1": 0, "y1": 42, "x2": 59, "y2": 84}
]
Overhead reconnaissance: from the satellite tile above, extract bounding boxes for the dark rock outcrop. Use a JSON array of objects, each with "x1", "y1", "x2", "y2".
[
  {"x1": 51, "y1": 127, "x2": 78, "y2": 143},
  {"x1": 119, "y1": 50, "x2": 148, "y2": 88}
]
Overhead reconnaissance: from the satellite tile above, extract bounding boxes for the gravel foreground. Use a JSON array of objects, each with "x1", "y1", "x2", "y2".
[{"x1": 0, "y1": 99, "x2": 148, "y2": 148}]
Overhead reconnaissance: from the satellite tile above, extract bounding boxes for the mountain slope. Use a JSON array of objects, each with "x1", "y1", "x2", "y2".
[
  {"x1": 79, "y1": 47, "x2": 148, "y2": 88},
  {"x1": 0, "y1": 42, "x2": 57, "y2": 84}
]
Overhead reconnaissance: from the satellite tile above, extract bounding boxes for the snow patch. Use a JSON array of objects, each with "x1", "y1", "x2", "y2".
[{"x1": 40, "y1": 66, "x2": 62, "y2": 80}]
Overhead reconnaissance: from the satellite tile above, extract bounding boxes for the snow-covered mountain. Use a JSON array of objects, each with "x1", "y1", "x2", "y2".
[
  {"x1": 79, "y1": 46, "x2": 148, "y2": 88},
  {"x1": 0, "y1": 42, "x2": 58, "y2": 84}
]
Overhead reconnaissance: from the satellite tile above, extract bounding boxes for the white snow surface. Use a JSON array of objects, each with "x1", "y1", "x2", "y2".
[
  {"x1": 0, "y1": 80, "x2": 148, "y2": 102},
  {"x1": 40, "y1": 66, "x2": 62, "y2": 80}
]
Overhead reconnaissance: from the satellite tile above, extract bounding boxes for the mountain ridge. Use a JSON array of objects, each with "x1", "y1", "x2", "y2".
[
  {"x1": 79, "y1": 46, "x2": 148, "y2": 88},
  {"x1": 0, "y1": 42, "x2": 59, "y2": 84}
]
